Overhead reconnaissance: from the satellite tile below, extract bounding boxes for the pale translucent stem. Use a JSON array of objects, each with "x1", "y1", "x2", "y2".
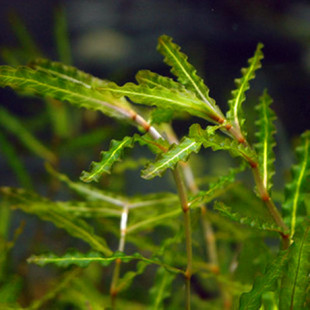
[{"x1": 110, "y1": 205, "x2": 129, "y2": 309}]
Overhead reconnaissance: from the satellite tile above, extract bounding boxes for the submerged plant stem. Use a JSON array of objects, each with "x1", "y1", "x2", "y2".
[{"x1": 173, "y1": 166, "x2": 192, "y2": 310}]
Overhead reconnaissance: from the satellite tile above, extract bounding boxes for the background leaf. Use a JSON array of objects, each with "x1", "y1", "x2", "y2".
[
  {"x1": 283, "y1": 130, "x2": 310, "y2": 238},
  {"x1": 279, "y1": 222, "x2": 310, "y2": 310}
]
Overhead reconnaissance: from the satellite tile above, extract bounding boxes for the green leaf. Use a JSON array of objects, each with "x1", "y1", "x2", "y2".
[
  {"x1": 157, "y1": 35, "x2": 224, "y2": 122},
  {"x1": 141, "y1": 137, "x2": 202, "y2": 179},
  {"x1": 98, "y1": 81, "x2": 221, "y2": 123},
  {"x1": 46, "y1": 163, "x2": 127, "y2": 206},
  {"x1": 189, "y1": 164, "x2": 245, "y2": 207},
  {"x1": 80, "y1": 136, "x2": 135, "y2": 183},
  {"x1": 28, "y1": 250, "x2": 183, "y2": 275},
  {"x1": 226, "y1": 43, "x2": 264, "y2": 136},
  {"x1": 0, "y1": 106, "x2": 56, "y2": 163},
  {"x1": 214, "y1": 201, "x2": 283, "y2": 233},
  {"x1": 279, "y1": 222, "x2": 310, "y2": 310},
  {"x1": 0, "y1": 187, "x2": 112, "y2": 256},
  {"x1": 254, "y1": 90, "x2": 276, "y2": 193},
  {"x1": 30, "y1": 58, "x2": 107, "y2": 89},
  {"x1": 149, "y1": 267, "x2": 175, "y2": 310},
  {"x1": 53, "y1": 7, "x2": 72, "y2": 65},
  {"x1": 239, "y1": 250, "x2": 289, "y2": 310},
  {"x1": 0, "y1": 130, "x2": 32, "y2": 189},
  {"x1": 189, "y1": 123, "x2": 257, "y2": 164},
  {"x1": 0, "y1": 65, "x2": 133, "y2": 119},
  {"x1": 283, "y1": 130, "x2": 310, "y2": 238},
  {"x1": 136, "y1": 69, "x2": 189, "y2": 93}
]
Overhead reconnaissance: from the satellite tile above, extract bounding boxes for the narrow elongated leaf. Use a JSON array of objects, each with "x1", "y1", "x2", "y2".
[
  {"x1": 0, "y1": 187, "x2": 112, "y2": 256},
  {"x1": 226, "y1": 43, "x2": 264, "y2": 135},
  {"x1": 0, "y1": 106, "x2": 56, "y2": 163},
  {"x1": 214, "y1": 201, "x2": 283, "y2": 233},
  {"x1": 46, "y1": 163, "x2": 127, "y2": 206},
  {"x1": 189, "y1": 164, "x2": 245, "y2": 207},
  {"x1": 0, "y1": 66, "x2": 133, "y2": 119},
  {"x1": 283, "y1": 131, "x2": 310, "y2": 238},
  {"x1": 149, "y1": 267, "x2": 176, "y2": 310},
  {"x1": 30, "y1": 58, "x2": 107, "y2": 88},
  {"x1": 254, "y1": 90, "x2": 276, "y2": 193},
  {"x1": 136, "y1": 69, "x2": 189, "y2": 93},
  {"x1": 80, "y1": 136, "x2": 135, "y2": 183},
  {"x1": 189, "y1": 123, "x2": 257, "y2": 164},
  {"x1": 28, "y1": 250, "x2": 183, "y2": 275},
  {"x1": 279, "y1": 222, "x2": 310, "y2": 310},
  {"x1": 142, "y1": 137, "x2": 202, "y2": 179},
  {"x1": 54, "y1": 8, "x2": 72, "y2": 65},
  {"x1": 157, "y1": 35, "x2": 224, "y2": 121},
  {"x1": 98, "y1": 81, "x2": 223, "y2": 123},
  {"x1": 0, "y1": 131, "x2": 32, "y2": 189},
  {"x1": 239, "y1": 250, "x2": 289, "y2": 310}
]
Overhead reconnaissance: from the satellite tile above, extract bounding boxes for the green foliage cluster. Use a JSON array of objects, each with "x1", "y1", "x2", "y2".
[{"x1": 0, "y1": 10, "x2": 309, "y2": 310}]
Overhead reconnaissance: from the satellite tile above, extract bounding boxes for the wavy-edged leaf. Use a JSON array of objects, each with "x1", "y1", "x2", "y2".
[
  {"x1": 157, "y1": 35, "x2": 224, "y2": 121},
  {"x1": 0, "y1": 65, "x2": 133, "y2": 119},
  {"x1": 189, "y1": 164, "x2": 246, "y2": 207},
  {"x1": 226, "y1": 43, "x2": 264, "y2": 135},
  {"x1": 239, "y1": 250, "x2": 289, "y2": 310},
  {"x1": 80, "y1": 136, "x2": 135, "y2": 183},
  {"x1": 279, "y1": 222, "x2": 310, "y2": 310},
  {"x1": 46, "y1": 163, "x2": 127, "y2": 206},
  {"x1": 149, "y1": 267, "x2": 176, "y2": 310},
  {"x1": 0, "y1": 187, "x2": 112, "y2": 256},
  {"x1": 28, "y1": 250, "x2": 183, "y2": 274},
  {"x1": 142, "y1": 137, "x2": 202, "y2": 179},
  {"x1": 98, "y1": 81, "x2": 223, "y2": 123},
  {"x1": 214, "y1": 201, "x2": 283, "y2": 233},
  {"x1": 283, "y1": 130, "x2": 310, "y2": 238},
  {"x1": 189, "y1": 123, "x2": 257, "y2": 164},
  {"x1": 254, "y1": 90, "x2": 276, "y2": 193},
  {"x1": 136, "y1": 69, "x2": 188, "y2": 92},
  {"x1": 30, "y1": 58, "x2": 106, "y2": 88}
]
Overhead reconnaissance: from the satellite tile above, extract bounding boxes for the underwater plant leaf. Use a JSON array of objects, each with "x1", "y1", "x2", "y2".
[
  {"x1": 141, "y1": 137, "x2": 202, "y2": 179},
  {"x1": 189, "y1": 123, "x2": 257, "y2": 164},
  {"x1": 279, "y1": 222, "x2": 310, "y2": 310},
  {"x1": 239, "y1": 250, "x2": 289, "y2": 310},
  {"x1": 46, "y1": 163, "x2": 128, "y2": 206},
  {"x1": 0, "y1": 187, "x2": 112, "y2": 256},
  {"x1": 136, "y1": 69, "x2": 188, "y2": 93},
  {"x1": 254, "y1": 90, "x2": 276, "y2": 193},
  {"x1": 0, "y1": 106, "x2": 56, "y2": 163},
  {"x1": 53, "y1": 7, "x2": 72, "y2": 65},
  {"x1": 28, "y1": 250, "x2": 183, "y2": 274},
  {"x1": 30, "y1": 58, "x2": 107, "y2": 88},
  {"x1": 226, "y1": 43, "x2": 264, "y2": 135},
  {"x1": 98, "y1": 81, "x2": 222, "y2": 123},
  {"x1": 157, "y1": 35, "x2": 224, "y2": 122},
  {"x1": 283, "y1": 130, "x2": 310, "y2": 238},
  {"x1": 189, "y1": 164, "x2": 246, "y2": 207},
  {"x1": 214, "y1": 201, "x2": 284, "y2": 233},
  {"x1": 0, "y1": 131, "x2": 32, "y2": 189},
  {"x1": 149, "y1": 267, "x2": 176, "y2": 310},
  {"x1": 8, "y1": 12, "x2": 42, "y2": 59},
  {"x1": 80, "y1": 136, "x2": 135, "y2": 183},
  {"x1": 0, "y1": 65, "x2": 133, "y2": 119}
]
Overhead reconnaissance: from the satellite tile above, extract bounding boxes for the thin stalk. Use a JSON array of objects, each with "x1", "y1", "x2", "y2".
[
  {"x1": 173, "y1": 166, "x2": 192, "y2": 310},
  {"x1": 225, "y1": 122, "x2": 290, "y2": 248},
  {"x1": 163, "y1": 124, "x2": 219, "y2": 268},
  {"x1": 110, "y1": 205, "x2": 129, "y2": 309}
]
